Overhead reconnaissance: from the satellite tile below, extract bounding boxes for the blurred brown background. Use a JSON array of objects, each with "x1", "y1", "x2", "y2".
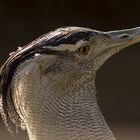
[{"x1": 0, "y1": 0, "x2": 140, "y2": 140}]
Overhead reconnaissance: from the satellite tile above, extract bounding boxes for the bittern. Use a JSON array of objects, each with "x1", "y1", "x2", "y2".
[{"x1": 0, "y1": 26, "x2": 140, "y2": 140}]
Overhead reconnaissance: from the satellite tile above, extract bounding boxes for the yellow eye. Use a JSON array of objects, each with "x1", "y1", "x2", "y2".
[{"x1": 78, "y1": 45, "x2": 90, "y2": 55}]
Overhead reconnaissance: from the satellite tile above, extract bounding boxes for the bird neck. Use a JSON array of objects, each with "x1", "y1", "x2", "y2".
[
  {"x1": 23, "y1": 80, "x2": 116, "y2": 140},
  {"x1": 12, "y1": 62, "x2": 115, "y2": 140}
]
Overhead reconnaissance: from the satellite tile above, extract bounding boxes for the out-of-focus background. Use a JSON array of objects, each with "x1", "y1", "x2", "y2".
[{"x1": 0, "y1": 0, "x2": 140, "y2": 140}]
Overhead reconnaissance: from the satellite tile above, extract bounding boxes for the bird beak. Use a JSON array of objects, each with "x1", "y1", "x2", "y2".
[
  {"x1": 93, "y1": 27, "x2": 140, "y2": 71},
  {"x1": 104, "y1": 27, "x2": 140, "y2": 51}
]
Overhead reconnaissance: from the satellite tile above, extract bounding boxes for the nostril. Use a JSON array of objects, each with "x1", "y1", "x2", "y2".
[{"x1": 119, "y1": 34, "x2": 130, "y2": 39}]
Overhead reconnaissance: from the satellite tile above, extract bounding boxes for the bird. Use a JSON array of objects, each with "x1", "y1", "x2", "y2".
[{"x1": 0, "y1": 26, "x2": 140, "y2": 140}]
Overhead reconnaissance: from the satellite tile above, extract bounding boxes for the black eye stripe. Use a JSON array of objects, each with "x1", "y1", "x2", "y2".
[{"x1": 44, "y1": 31, "x2": 95, "y2": 46}]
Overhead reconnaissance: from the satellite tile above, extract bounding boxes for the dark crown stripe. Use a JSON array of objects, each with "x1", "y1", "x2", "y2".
[{"x1": 45, "y1": 31, "x2": 94, "y2": 46}]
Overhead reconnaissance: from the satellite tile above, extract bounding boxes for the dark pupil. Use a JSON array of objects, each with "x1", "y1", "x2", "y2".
[{"x1": 82, "y1": 46, "x2": 87, "y2": 53}]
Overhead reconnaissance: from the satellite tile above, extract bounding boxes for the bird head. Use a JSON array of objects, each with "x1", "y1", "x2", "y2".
[
  {"x1": 0, "y1": 26, "x2": 140, "y2": 137},
  {"x1": 28, "y1": 26, "x2": 140, "y2": 86}
]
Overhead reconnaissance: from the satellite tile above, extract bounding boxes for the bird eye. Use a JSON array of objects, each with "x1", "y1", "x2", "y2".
[{"x1": 78, "y1": 45, "x2": 90, "y2": 55}]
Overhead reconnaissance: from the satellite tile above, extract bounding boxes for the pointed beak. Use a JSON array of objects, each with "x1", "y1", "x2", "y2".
[
  {"x1": 92, "y1": 27, "x2": 140, "y2": 71},
  {"x1": 103, "y1": 27, "x2": 140, "y2": 51}
]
